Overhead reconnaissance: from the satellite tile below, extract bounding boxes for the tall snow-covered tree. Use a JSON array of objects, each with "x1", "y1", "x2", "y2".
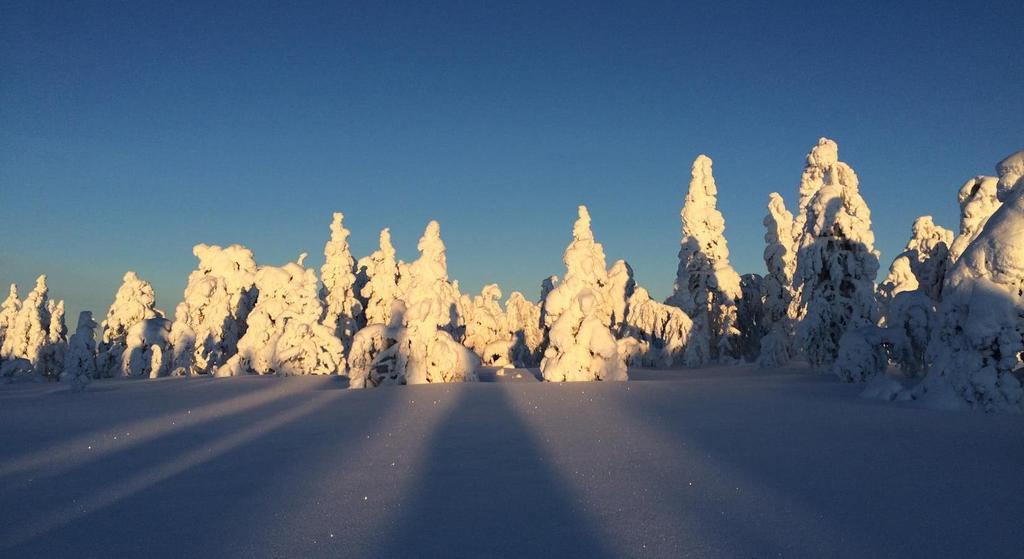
[
  {"x1": 759, "y1": 193, "x2": 797, "y2": 367},
  {"x1": 792, "y1": 138, "x2": 881, "y2": 372},
  {"x1": 61, "y1": 311, "x2": 99, "y2": 388},
  {"x1": 351, "y1": 222, "x2": 478, "y2": 386},
  {"x1": 222, "y1": 254, "x2": 345, "y2": 376},
  {"x1": 320, "y1": 212, "x2": 364, "y2": 349},
  {"x1": 0, "y1": 284, "x2": 20, "y2": 350},
  {"x1": 169, "y1": 244, "x2": 258, "y2": 375},
  {"x1": 912, "y1": 150, "x2": 1024, "y2": 412},
  {"x1": 359, "y1": 228, "x2": 401, "y2": 326},
  {"x1": 666, "y1": 154, "x2": 742, "y2": 365},
  {"x1": 540, "y1": 206, "x2": 627, "y2": 382},
  {"x1": 97, "y1": 272, "x2": 162, "y2": 377}
]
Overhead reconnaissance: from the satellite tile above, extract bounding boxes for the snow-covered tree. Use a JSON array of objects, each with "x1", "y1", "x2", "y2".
[
  {"x1": 352, "y1": 222, "x2": 478, "y2": 385},
  {"x1": 880, "y1": 217, "x2": 953, "y2": 307},
  {"x1": 910, "y1": 150, "x2": 1024, "y2": 412},
  {"x1": 463, "y1": 284, "x2": 512, "y2": 366},
  {"x1": 621, "y1": 286, "x2": 692, "y2": 367},
  {"x1": 607, "y1": 259, "x2": 634, "y2": 333},
  {"x1": 222, "y1": 254, "x2": 345, "y2": 376},
  {"x1": 792, "y1": 138, "x2": 881, "y2": 372},
  {"x1": 96, "y1": 272, "x2": 162, "y2": 377},
  {"x1": 737, "y1": 273, "x2": 765, "y2": 362},
  {"x1": 666, "y1": 155, "x2": 742, "y2": 365},
  {"x1": 169, "y1": 244, "x2": 258, "y2": 375},
  {"x1": 0, "y1": 276, "x2": 67, "y2": 379},
  {"x1": 320, "y1": 212, "x2": 364, "y2": 349},
  {"x1": 359, "y1": 228, "x2": 401, "y2": 326},
  {"x1": 61, "y1": 311, "x2": 98, "y2": 389},
  {"x1": 120, "y1": 316, "x2": 173, "y2": 378},
  {"x1": 949, "y1": 176, "x2": 1001, "y2": 262},
  {"x1": 504, "y1": 291, "x2": 544, "y2": 366},
  {"x1": 540, "y1": 207, "x2": 627, "y2": 381},
  {"x1": 543, "y1": 206, "x2": 611, "y2": 329},
  {"x1": 759, "y1": 193, "x2": 797, "y2": 367},
  {"x1": 0, "y1": 284, "x2": 20, "y2": 351},
  {"x1": 542, "y1": 287, "x2": 627, "y2": 382}
]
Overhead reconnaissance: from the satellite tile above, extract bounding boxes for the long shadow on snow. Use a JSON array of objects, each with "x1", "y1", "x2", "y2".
[
  {"x1": 368, "y1": 383, "x2": 616, "y2": 559},
  {"x1": 0, "y1": 380, "x2": 402, "y2": 558},
  {"x1": 614, "y1": 377, "x2": 1024, "y2": 558}
]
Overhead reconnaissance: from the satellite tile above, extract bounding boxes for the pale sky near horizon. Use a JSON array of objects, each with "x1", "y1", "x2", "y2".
[{"x1": 2, "y1": 1, "x2": 1022, "y2": 321}]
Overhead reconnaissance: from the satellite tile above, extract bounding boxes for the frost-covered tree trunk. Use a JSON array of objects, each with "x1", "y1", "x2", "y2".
[
  {"x1": 359, "y1": 228, "x2": 401, "y2": 326},
  {"x1": 540, "y1": 206, "x2": 627, "y2": 381},
  {"x1": 222, "y1": 254, "x2": 345, "y2": 376},
  {"x1": 792, "y1": 138, "x2": 881, "y2": 372},
  {"x1": 666, "y1": 155, "x2": 742, "y2": 364},
  {"x1": 97, "y1": 272, "x2": 163, "y2": 377},
  {"x1": 169, "y1": 244, "x2": 258, "y2": 375},
  {"x1": 759, "y1": 193, "x2": 797, "y2": 367},
  {"x1": 61, "y1": 311, "x2": 99, "y2": 389},
  {"x1": 320, "y1": 212, "x2": 364, "y2": 351}
]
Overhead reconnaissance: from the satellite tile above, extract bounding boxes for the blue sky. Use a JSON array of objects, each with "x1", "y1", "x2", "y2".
[{"x1": 2, "y1": 1, "x2": 1022, "y2": 321}]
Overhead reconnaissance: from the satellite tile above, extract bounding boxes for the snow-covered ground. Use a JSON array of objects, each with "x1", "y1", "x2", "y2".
[{"x1": 1, "y1": 367, "x2": 1021, "y2": 558}]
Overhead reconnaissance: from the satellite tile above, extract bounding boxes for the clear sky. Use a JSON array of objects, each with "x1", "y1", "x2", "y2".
[{"x1": 2, "y1": 1, "x2": 1022, "y2": 322}]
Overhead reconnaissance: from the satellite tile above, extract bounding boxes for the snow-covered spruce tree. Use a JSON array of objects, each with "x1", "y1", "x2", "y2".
[
  {"x1": 463, "y1": 284, "x2": 512, "y2": 366},
  {"x1": 909, "y1": 150, "x2": 1024, "y2": 412},
  {"x1": 543, "y1": 287, "x2": 627, "y2": 381},
  {"x1": 222, "y1": 254, "x2": 345, "y2": 376},
  {"x1": 540, "y1": 206, "x2": 627, "y2": 381},
  {"x1": 320, "y1": 212, "x2": 364, "y2": 350},
  {"x1": 96, "y1": 272, "x2": 163, "y2": 377},
  {"x1": 359, "y1": 228, "x2": 401, "y2": 326},
  {"x1": 791, "y1": 138, "x2": 881, "y2": 373},
  {"x1": 0, "y1": 275, "x2": 65, "y2": 379},
  {"x1": 666, "y1": 155, "x2": 742, "y2": 365},
  {"x1": 61, "y1": 311, "x2": 99, "y2": 389},
  {"x1": 354, "y1": 222, "x2": 478, "y2": 385},
  {"x1": 504, "y1": 291, "x2": 544, "y2": 367},
  {"x1": 120, "y1": 316, "x2": 173, "y2": 378},
  {"x1": 879, "y1": 217, "x2": 953, "y2": 310},
  {"x1": 758, "y1": 193, "x2": 797, "y2": 367},
  {"x1": 169, "y1": 244, "x2": 258, "y2": 375},
  {"x1": 0, "y1": 284, "x2": 20, "y2": 351},
  {"x1": 621, "y1": 286, "x2": 693, "y2": 367},
  {"x1": 949, "y1": 176, "x2": 1001, "y2": 262},
  {"x1": 607, "y1": 259, "x2": 635, "y2": 333}
]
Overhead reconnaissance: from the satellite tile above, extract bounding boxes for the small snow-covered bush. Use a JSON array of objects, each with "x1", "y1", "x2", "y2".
[
  {"x1": 504, "y1": 291, "x2": 544, "y2": 367},
  {"x1": 97, "y1": 272, "x2": 163, "y2": 377},
  {"x1": 61, "y1": 311, "x2": 98, "y2": 389},
  {"x1": 463, "y1": 284, "x2": 512, "y2": 366},
  {"x1": 621, "y1": 286, "x2": 692, "y2": 368}
]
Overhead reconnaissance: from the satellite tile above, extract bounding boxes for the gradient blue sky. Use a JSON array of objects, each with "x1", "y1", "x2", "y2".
[{"x1": 2, "y1": 1, "x2": 1022, "y2": 321}]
